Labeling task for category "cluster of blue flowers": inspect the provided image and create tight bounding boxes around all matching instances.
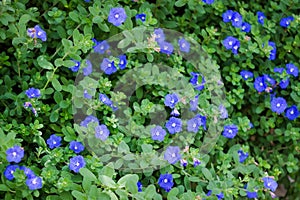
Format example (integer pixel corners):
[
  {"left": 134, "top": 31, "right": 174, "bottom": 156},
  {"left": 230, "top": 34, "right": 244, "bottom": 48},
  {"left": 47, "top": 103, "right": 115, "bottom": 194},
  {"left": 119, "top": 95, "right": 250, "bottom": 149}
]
[
  {"left": 4, "top": 146, "right": 43, "bottom": 190},
  {"left": 80, "top": 115, "right": 111, "bottom": 141},
  {"left": 23, "top": 87, "right": 41, "bottom": 116}
]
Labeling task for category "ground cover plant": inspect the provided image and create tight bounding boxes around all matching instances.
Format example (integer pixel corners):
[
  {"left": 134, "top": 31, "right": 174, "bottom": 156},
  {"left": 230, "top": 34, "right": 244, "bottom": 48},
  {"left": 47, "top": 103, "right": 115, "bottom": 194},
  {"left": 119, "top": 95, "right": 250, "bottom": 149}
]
[{"left": 0, "top": 0, "right": 299, "bottom": 199}]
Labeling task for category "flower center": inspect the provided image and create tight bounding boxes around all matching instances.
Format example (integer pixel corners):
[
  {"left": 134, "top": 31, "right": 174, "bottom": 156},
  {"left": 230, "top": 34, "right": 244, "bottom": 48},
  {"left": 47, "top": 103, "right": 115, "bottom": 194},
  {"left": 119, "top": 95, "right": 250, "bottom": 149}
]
[
  {"left": 120, "top": 60, "right": 124, "bottom": 65},
  {"left": 74, "top": 146, "right": 77, "bottom": 149},
  {"left": 32, "top": 178, "right": 37, "bottom": 185},
  {"left": 164, "top": 178, "right": 168, "bottom": 183},
  {"left": 171, "top": 153, "right": 176, "bottom": 157},
  {"left": 12, "top": 152, "right": 17, "bottom": 157},
  {"left": 260, "top": 82, "right": 263, "bottom": 86},
  {"left": 290, "top": 68, "right": 294, "bottom": 72},
  {"left": 99, "top": 130, "right": 103, "bottom": 135},
  {"left": 171, "top": 123, "right": 176, "bottom": 127},
  {"left": 37, "top": 31, "right": 42, "bottom": 36},
  {"left": 229, "top": 41, "right": 233, "bottom": 45},
  {"left": 276, "top": 103, "right": 281, "bottom": 107},
  {"left": 115, "top": 14, "right": 119, "bottom": 19},
  {"left": 53, "top": 141, "right": 56, "bottom": 144},
  {"left": 100, "top": 45, "right": 104, "bottom": 50},
  {"left": 164, "top": 46, "right": 168, "bottom": 50},
  {"left": 228, "top": 130, "right": 232, "bottom": 133},
  {"left": 290, "top": 110, "right": 294, "bottom": 114},
  {"left": 245, "top": 75, "right": 248, "bottom": 78},
  {"left": 108, "top": 63, "right": 111, "bottom": 67},
  {"left": 181, "top": 43, "right": 186, "bottom": 48},
  {"left": 193, "top": 123, "right": 196, "bottom": 128},
  {"left": 156, "top": 131, "right": 160, "bottom": 136}
]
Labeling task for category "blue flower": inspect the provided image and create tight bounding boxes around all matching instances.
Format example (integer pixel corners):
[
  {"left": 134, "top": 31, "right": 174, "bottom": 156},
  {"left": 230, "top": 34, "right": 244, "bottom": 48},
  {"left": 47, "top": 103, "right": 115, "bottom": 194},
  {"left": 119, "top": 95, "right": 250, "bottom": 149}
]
[
  {"left": 94, "top": 40, "right": 110, "bottom": 54},
  {"left": 83, "top": 60, "right": 92, "bottom": 76},
  {"left": 254, "top": 76, "right": 266, "bottom": 92},
  {"left": 180, "top": 159, "right": 188, "bottom": 167},
  {"left": 202, "top": 0, "right": 214, "bottom": 4},
  {"left": 119, "top": 55, "right": 127, "bottom": 70},
  {"left": 270, "top": 97, "right": 287, "bottom": 114},
  {"left": 238, "top": 150, "right": 248, "bottom": 163},
  {"left": 26, "top": 176, "right": 43, "bottom": 190},
  {"left": 240, "top": 70, "right": 253, "bottom": 80},
  {"left": 187, "top": 117, "right": 200, "bottom": 133},
  {"left": 95, "top": 124, "right": 110, "bottom": 141},
  {"left": 151, "top": 125, "right": 167, "bottom": 141},
  {"left": 231, "top": 12, "right": 243, "bottom": 28},
  {"left": 286, "top": 63, "right": 298, "bottom": 77},
  {"left": 279, "top": 78, "right": 289, "bottom": 89},
  {"left": 285, "top": 105, "right": 299, "bottom": 120},
  {"left": 268, "top": 41, "right": 276, "bottom": 60},
  {"left": 69, "top": 155, "right": 86, "bottom": 173},
  {"left": 164, "top": 146, "right": 181, "bottom": 164},
  {"left": 100, "top": 58, "right": 117, "bottom": 75},
  {"left": 170, "top": 108, "right": 180, "bottom": 116},
  {"left": 222, "top": 124, "right": 238, "bottom": 139},
  {"left": 223, "top": 36, "right": 240, "bottom": 54},
  {"left": 193, "top": 158, "right": 201, "bottom": 167},
  {"left": 154, "top": 28, "right": 165, "bottom": 43},
  {"left": 6, "top": 146, "right": 24, "bottom": 163},
  {"left": 69, "top": 60, "right": 80, "bottom": 72},
  {"left": 108, "top": 7, "right": 127, "bottom": 26},
  {"left": 241, "top": 22, "right": 251, "bottom": 33},
  {"left": 263, "top": 74, "right": 276, "bottom": 86},
  {"left": 206, "top": 190, "right": 212, "bottom": 196},
  {"left": 80, "top": 115, "right": 100, "bottom": 127},
  {"left": 280, "top": 16, "right": 294, "bottom": 28},
  {"left": 216, "top": 192, "right": 224, "bottom": 200},
  {"left": 4, "top": 165, "right": 19, "bottom": 180},
  {"left": 27, "top": 25, "right": 47, "bottom": 41},
  {"left": 190, "top": 95, "right": 199, "bottom": 111},
  {"left": 136, "top": 13, "right": 146, "bottom": 22},
  {"left": 19, "top": 166, "right": 35, "bottom": 179},
  {"left": 222, "top": 10, "right": 235, "bottom": 23},
  {"left": 262, "top": 177, "right": 278, "bottom": 192},
  {"left": 190, "top": 72, "right": 206, "bottom": 91},
  {"left": 247, "top": 191, "right": 258, "bottom": 199},
  {"left": 158, "top": 173, "right": 174, "bottom": 192},
  {"left": 165, "top": 117, "right": 182, "bottom": 134},
  {"left": 219, "top": 104, "right": 228, "bottom": 119},
  {"left": 159, "top": 41, "right": 174, "bottom": 55},
  {"left": 99, "top": 93, "right": 113, "bottom": 107},
  {"left": 69, "top": 141, "right": 85, "bottom": 154},
  {"left": 46, "top": 134, "right": 62, "bottom": 149},
  {"left": 164, "top": 93, "right": 179, "bottom": 108},
  {"left": 195, "top": 114, "right": 207, "bottom": 130},
  {"left": 257, "top": 11, "right": 266, "bottom": 25},
  {"left": 178, "top": 38, "right": 190, "bottom": 53},
  {"left": 25, "top": 87, "right": 41, "bottom": 98},
  {"left": 274, "top": 67, "right": 284, "bottom": 74},
  {"left": 84, "top": 89, "right": 93, "bottom": 99},
  {"left": 137, "top": 181, "right": 142, "bottom": 192}
]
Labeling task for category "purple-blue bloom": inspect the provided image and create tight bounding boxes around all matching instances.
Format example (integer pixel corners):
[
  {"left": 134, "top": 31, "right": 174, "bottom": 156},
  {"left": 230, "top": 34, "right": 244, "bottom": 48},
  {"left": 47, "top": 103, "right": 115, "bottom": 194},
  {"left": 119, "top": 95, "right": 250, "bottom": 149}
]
[
  {"left": 262, "top": 177, "right": 278, "bottom": 192},
  {"left": 263, "top": 74, "right": 276, "bottom": 86},
  {"left": 154, "top": 28, "right": 165, "bottom": 43},
  {"left": 254, "top": 76, "right": 267, "bottom": 92},
  {"left": 270, "top": 97, "right": 287, "bottom": 114},
  {"left": 95, "top": 124, "right": 110, "bottom": 141},
  {"left": 286, "top": 63, "right": 298, "bottom": 77},
  {"left": 99, "top": 93, "right": 113, "bottom": 107},
  {"left": 136, "top": 13, "right": 146, "bottom": 22},
  {"left": 190, "top": 72, "right": 206, "bottom": 91},
  {"left": 83, "top": 60, "right": 92, "bottom": 76},
  {"left": 108, "top": 7, "right": 127, "bottom": 26},
  {"left": 280, "top": 16, "right": 294, "bottom": 28},
  {"left": 178, "top": 38, "right": 190, "bottom": 53},
  {"left": 202, "top": 0, "right": 214, "bottom": 4},
  {"left": 247, "top": 191, "right": 258, "bottom": 199},
  {"left": 164, "top": 146, "right": 181, "bottom": 164},
  {"left": 222, "top": 124, "right": 238, "bottom": 139},
  {"left": 223, "top": 36, "right": 240, "bottom": 54},
  {"left": 158, "top": 173, "right": 174, "bottom": 192},
  {"left": 69, "top": 60, "right": 80, "bottom": 72},
  {"left": 69, "top": 155, "right": 86, "bottom": 173},
  {"left": 257, "top": 11, "right": 266, "bottom": 25},
  {"left": 84, "top": 89, "right": 93, "bottom": 99},
  {"left": 219, "top": 104, "right": 228, "bottom": 119},
  {"left": 80, "top": 115, "right": 100, "bottom": 127},
  {"left": 180, "top": 159, "right": 188, "bottom": 167},
  {"left": 195, "top": 114, "right": 207, "bottom": 130},
  {"left": 240, "top": 70, "right": 253, "bottom": 80},
  {"left": 164, "top": 93, "right": 179, "bottom": 108},
  {"left": 190, "top": 95, "right": 199, "bottom": 111},
  {"left": 46, "top": 134, "right": 62, "bottom": 149},
  {"left": 285, "top": 105, "right": 299, "bottom": 120},
  {"left": 216, "top": 192, "right": 224, "bottom": 200},
  {"left": 19, "top": 166, "right": 35, "bottom": 179},
  {"left": 222, "top": 10, "right": 235, "bottom": 23},
  {"left": 4, "top": 165, "right": 19, "bottom": 180},
  {"left": 25, "top": 87, "right": 41, "bottom": 98},
  {"left": 137, "top": 181, "right": 142, "bottom": 192},
  {"left": 171, "top": 108, "right": 180, "bottom": 116},
  {"left": 94, "top": 40, "right": 110, "bottom": 54},
  {"left": 193, "top": 158, "right": 201, "bottom": 167},
  {"left": 119, "top": 55, "right": 127, "bottom": 70},
  {"left": 100, "top": 58, "right": 117, "bottom": 75},
  {"left": 159, "top": 41, "right": 174, "bottom": 55},
  {"left": 274, "top": 67, "right": 284, "bottom": 74},
  {"left": 151, "top": 125, "right": 167, "bottom": 142},
  {"left": 241, "top": 22, "right": 251, "bottom": 33},
  {"left": 187, "top": 117, "right": 200, "bottom": 133},
  {"left": 165, "top": 117, "right": 182, "bottom": 134},
  {"left": 26, "top": 176, "right": 43, "bottom": 190},
  {"left": 231, "top": 12, "right": 243, "bottom": 28},
  {"left": 279, "top": 78, "right": 289, "bottom": 89},
  {"left": 69, "top": 141, "right": 85, "bottom": 154},
  {"left": 6, "top": 146, "right": 24, "bottom": 163},
  {"left": 268, "top": 41, "right": 276, "bottom": 60},
  {"left": 27, "top": 25, "right": 47, "bottom": 41},
  {"left": 238, "top": 150, "right": 248, "bottom": 163}
]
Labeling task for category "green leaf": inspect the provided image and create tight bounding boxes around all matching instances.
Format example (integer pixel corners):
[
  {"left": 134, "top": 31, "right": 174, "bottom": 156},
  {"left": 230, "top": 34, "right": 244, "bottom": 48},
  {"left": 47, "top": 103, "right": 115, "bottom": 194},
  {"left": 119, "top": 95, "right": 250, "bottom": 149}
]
[
  {"left": 0, "top": 184, "right": 9, "bottom": 191},
  {"left": 136, "top": 87, "right": 143, "bottom": 99},
  {"left": 71, "top": 191, "right": 86, "bottom": 200},
  {"left": 118, "top": 38, "right": 131, "bottom": 49},
  {"left": 50, "top": 110, "right": 59, "bottom": 122},
  {"left": 52, "top": 78, "right": 62, "bottom": 92},
  {"left": 117, "top": 174, "right": 138, "bottom": 188},
  {"left": 37, "top": 55, "right": 54, "bottom": 70},
  {"left": 201, "top": 168, "right": 212, "bottom": 180},
  {"left": 54, "top": 91, "right": 63, "bottom": 104},
  {"left": 98, "top": 22, "right": 110, "bottom": 32},
  {"left": 118, "top": 141, "right": 130, "bottom": 153},
  {"left": 79, "top": 168, "right": 97, "bottom": 182},
  {"left": 175, "top": 0, "right": 187, "bottom": 7},
  {"left": 167, "top": 188, "right": 179, "bottom": 200},
  {"left": 98, "top": 175, "right": 117, "bottom": 188}
]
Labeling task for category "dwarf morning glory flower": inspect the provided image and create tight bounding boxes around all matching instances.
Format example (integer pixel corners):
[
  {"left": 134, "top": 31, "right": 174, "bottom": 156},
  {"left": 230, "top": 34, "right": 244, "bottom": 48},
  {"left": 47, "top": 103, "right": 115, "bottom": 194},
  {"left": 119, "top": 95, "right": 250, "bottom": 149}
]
[
  {"left": 19, "top": 166, "right": 35, "bottom": 179},
  {"left": 95, "top": 124, "right": 110, "bottom": 141},
  {"left": 69, "top": 155, "right": 86, "bottom": 173},
  {"left": 187, "top": 117, "right": 200, "bottom": 133},
  {"left": 262, "top": 177, "right": 278, "bottom": 192},
  {"left": 257, "top": 11, "right": 266, "bottom": 25},
  {"left": 223, "top": 36, "right": 239, "bottom": 50},
  {"left": 69, "top": 60, "right": 80, "bottom": 72},
  {"left": 154, "top": 28, "right": 165, "bottom": 43},
  {"left": 231, "top": 12, "right": 243, "bottom": 27},
  {"left": 164, "top": 93, "right": 179, "bottom": 108},
  {"left": 80, "top": 115, "right": 100, "bottom": 127},
  {"left": 274, "top": 67, "right": 284, "bottom": 74},
  {"left": 94, "top": 40, "right": 110, "bottom": 54},
  {"left": 263, "top": 74, "right": 276, "bottom": 86},
  {"left": 100, "top": 58, "right": 117, "bottom": 75},
  {"left": 190, "top": 95, "right": 199, "bottom": 111},
  {"left": 6, "top": 146, "right": 24, "bottom": 163},
  {"left": 240, "top": 70, "right": 253, "bottom": 80},
  {"left": 26, "top": 176, "right": 43, "bottom": 190},
  {"left": 249, "top": 122, "right": 254, "bottom": 129},
  {"left": 232, "top": 40, "right": 240, "bottom": 54},
  {"left": 219, "top": 104, "right": 228, "bottom": 119},
  {"left": 160, "top": 41, "right": 174, "bottom": 55},
  {"left": 158, "top": 173, "right": 174, "bottom": 192},
  {"left": 99, "top": 93, "right": 113, "bottom": 107},
  {"left": 280, "top": 16, "right": 294, "bottom": 28},
  {"left": 193, "top": 158, "right": 201, "bottom": 167},
  {"left": 222, "top": 10, "right": 235, "bottom": 23},
  {"left": 69, "top": 141, "right": 85, "bottom": 154},
  {"left": 241, "top": 22, "right": 251, "bottom": 33},
  {"left": 25, "top": 88, "right": 41, "bottom": 98},
  {"left": 190, "top": 72, "right": 206, "bottom": 91},
  {"left": 137, "top": 181, "right": 142, "bottom": 192},
  {"left": 27, "top": 25, "right": 47, "bottom": 41},
  {"left": 268, "top": 41, "right": 276, "bottom": 60},
  {"left": 164, "top": 146, "right": 181, "bottom": 164},
  {"left": 151, "top": 125, "right": 167, "bottom": 141},
  {"left": 119, "top": 55, "right": 127, "bottom": 70},
  {"left": 222, "top": 124, "right": 238, "bottom": 139},
  {"left": 286, "top": 63, "right": 298, "bottom": 77},
  {"left": 270, "top": 97, "right": 287, "bottom": 114},
  {"left": 83, "top": 60, "right": 92, "bottom": 76},
  {"left": 247, "top": 191, "right": 258, "bottom": 199},
  {"left": 136, "top": 13, "right": 146, "bottom": 22},
  {"left": 4, "top": 165, "right": 19, "bottom": 180},
  {"left": 108, "top": 7, "right": 127, "bottom": 26},
  {"left": 279, "top": 78, "right": 289, "bottom": 89},
  {"left": 206, "top": 190, "right": 212, "bottom": 196},
  {"left": 254, "top": 76, "right": 267, "bottom": 92},
  {"left": 171, "top": 108, "right": 180, "bottom": 116},
  {"left": 195, "top": 114, "right": 207, "bottom": 130},
  {"left": 84, "top": 89, "right": 93, "bottom": 99},
  {"left": 285, "top": 105, "right": 299, "bottom": 120},
  {"left": 202, "top": 0, "right": 214, "bottom": 4},
  {"left": 178, "top": 38, "right": 190, "bottom": 53},
  {"left": 46, "top": 134, "right": 62, "bottom": 149},
  {"left": 238, "top": 150, "right": 248, "bottom": 163},
  {"left": 165, "top": 117, "right": 182, "bottom": 134},
  {"left": 180, "top": 159, "right": 187, "bottom": 167},
  {"left": 216, "top": 192, "right": 224, "bottom": 200}
]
